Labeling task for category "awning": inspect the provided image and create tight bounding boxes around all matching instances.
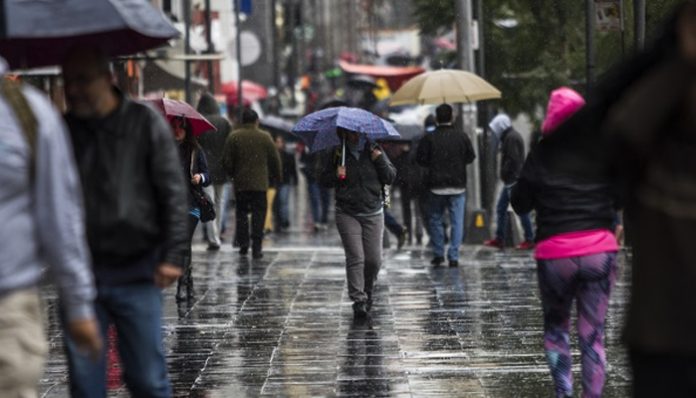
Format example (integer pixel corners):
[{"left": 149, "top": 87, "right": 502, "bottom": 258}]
[{"left": 338, "top": 60, "right": 424, "bottom": 91}]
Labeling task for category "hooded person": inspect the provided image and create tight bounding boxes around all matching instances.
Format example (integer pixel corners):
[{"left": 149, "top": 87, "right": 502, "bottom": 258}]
[
  {"left": 484, "top": 113, "right": 535, "bottom": 249},
  {"left": 196, "top": 93, "right": 233, "bottom": 250},
  {"left": 536, "top": 3, "right": 696, "bottom": 395},
  {"left": 510, "top": 87, "right": 620, "bottom": 398}
]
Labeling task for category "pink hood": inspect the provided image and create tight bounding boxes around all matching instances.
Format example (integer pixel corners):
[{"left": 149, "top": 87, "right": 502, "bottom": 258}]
[{"left": 541, "top": 87, "right": 585, "bottom": 135}]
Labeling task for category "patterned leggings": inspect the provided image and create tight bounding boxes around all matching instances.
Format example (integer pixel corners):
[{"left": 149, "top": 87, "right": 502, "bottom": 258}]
[{"left": 537, "top": 252, "right": 618, "bottom": 398}]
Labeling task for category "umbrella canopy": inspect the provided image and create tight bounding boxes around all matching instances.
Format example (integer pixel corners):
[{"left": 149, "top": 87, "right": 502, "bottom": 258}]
[
  {"left": 390, "top": 69, "right": 501, "bottom": 106},
  {"left": 260, "top": 115, "right": 300, "bottom": 142},
  {"left": 347, "top": 74, "right": 378, "bottom": 89},
  {"left": 144, "top": 98, "right": 216, "bottom": 137},
  {"left": 221, "top": 80, "right": 268, "bottom": 105},
  {"left": 0, "top": 0, "right": 179, "bottom": 70},
  {"left": 292, "top": 107, "right": 400, "bottom": 153}
]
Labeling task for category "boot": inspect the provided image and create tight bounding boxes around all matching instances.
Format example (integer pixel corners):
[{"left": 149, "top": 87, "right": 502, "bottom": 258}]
[{"left": 185, "top": 265, "right": 194, "bottom": 300}]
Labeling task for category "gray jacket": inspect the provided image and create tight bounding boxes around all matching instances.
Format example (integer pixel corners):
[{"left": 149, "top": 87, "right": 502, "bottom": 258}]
[{"left": 0, "top": 60, "right": 95, "bottom": 321}]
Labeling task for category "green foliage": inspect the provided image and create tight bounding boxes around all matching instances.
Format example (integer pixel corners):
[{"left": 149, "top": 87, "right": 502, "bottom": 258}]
[{"left": 411, "top": 0, "right": 685, "bottom": 122}]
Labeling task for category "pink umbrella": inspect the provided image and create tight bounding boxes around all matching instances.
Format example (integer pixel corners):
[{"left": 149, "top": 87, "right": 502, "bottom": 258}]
[
  {"left": 221, "top": 80, "right": 268, "bottom": 105},
  {"left": 144, "top": 98, "right": 216, "bottom": 137}
]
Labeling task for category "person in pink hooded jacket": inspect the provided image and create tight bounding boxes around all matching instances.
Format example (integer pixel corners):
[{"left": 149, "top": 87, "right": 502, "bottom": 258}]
[{"left": 511, "top": 87, "right": 620, "bottom": 398}]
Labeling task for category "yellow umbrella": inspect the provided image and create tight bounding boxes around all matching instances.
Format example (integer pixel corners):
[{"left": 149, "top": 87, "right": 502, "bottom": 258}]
[{"left": 389, "top": 69, "right": 501, "bottom": 105}]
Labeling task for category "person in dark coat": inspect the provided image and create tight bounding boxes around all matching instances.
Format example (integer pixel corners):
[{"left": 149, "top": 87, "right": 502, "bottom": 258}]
[
  {"left": 484, "top": 113, "right": 535, "bottom": 249},
  {"left": 222, "top": 109, "right": 282, "bottom": 259},
  {"left": 196, "top": 93, "right": 232, "bottom": 250},
  {"left": 273, "top": 135, "right": 298, "bottom": 230},
  {"left": 537, "top": 3, "right": 696, "bottom": 395},
  {"left": 171, "top": 116, "right": 210, "bottom": 301},
  {"left": 511, "top": 87, "right": 619, "bottom": 398},
  {"left": 319, "top": 128, "right": 396, "bottom": 317},
  {"left": 416, "top": 104, "right": 476, "bottom": 267}
]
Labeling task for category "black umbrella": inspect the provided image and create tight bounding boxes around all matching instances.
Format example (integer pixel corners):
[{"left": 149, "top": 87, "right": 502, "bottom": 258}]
[
  {"left": 0, "top": 0, "right": 179, "bottom": 69},
  {"left": 260, "top": 115, "right": 300, "bottom": 142},
  {"left": 347, "top": 74, "right": 378, "bottom": 89}
]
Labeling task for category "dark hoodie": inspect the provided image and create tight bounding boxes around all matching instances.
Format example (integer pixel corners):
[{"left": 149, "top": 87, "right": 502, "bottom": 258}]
[{"left": 196, "top": 93, "right": 232, "bottom": 184}]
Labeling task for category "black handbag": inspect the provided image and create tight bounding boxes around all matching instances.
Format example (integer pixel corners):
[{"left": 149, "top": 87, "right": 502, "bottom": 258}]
[{"left": 190, "top": 150, "right": 216, "bottom": 222}]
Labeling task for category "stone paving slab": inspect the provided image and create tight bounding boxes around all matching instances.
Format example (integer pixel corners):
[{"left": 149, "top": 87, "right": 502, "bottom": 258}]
[{"left": 38, "top": 237, "right": 632, "bottom": 397}]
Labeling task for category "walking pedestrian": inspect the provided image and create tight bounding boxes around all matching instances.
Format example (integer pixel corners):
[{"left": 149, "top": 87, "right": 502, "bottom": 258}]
[
  {"left": 511, "top": 87, "right": 619, "bottom": 398},
  {"left": 416, "top": 104, "right": 476, "bottom": 267},
  {"left": 484, "top": 113, "right": 535, "bottom": 249},
  {"left": 273, "top": 135, "right": 298, "bottom": 230},
  {"left": 319, "top": 128, "right": 396, "bottom": 317},
  {"left": 222, "top": 109, "right": 282, "bottom": 259},
  {"left": 540, "top": 4, "right": 696, "bottom": 395},
  {"left": 171, "top": 116, "right": 210, "bottom": 302},
  {"left": 62, "top": 46, "right": 188, "bottom": 397},
  {"left": 196, "top": 93, "right": 232, "bottom": 251},
  {"left": 0, "top": 57, "right": 101, "bottom": 397},
  {"left": 300, "top": 147, "right": 332, "bottom": 231}
]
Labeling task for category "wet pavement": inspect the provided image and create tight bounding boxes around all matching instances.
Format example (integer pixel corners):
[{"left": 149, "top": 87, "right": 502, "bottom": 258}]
[{"left": 38, "top": 189, "right": 632, "bottom": 397}]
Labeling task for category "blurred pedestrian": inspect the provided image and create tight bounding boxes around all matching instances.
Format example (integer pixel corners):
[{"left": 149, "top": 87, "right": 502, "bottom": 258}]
[
  {"left": 170, "top": 116, "right": 210, "bottom": 302},
  {"left": 62, "top": 46, "right": 188, "bottom": 397},
  {"left": 223, "top": 109, "right": 281, "bottom": 259},
  {"left": 416, "top": 104, "right": 476, "bottom": 267},
  {"left": 319, "top": 128, "right": 396, "bottom": 317},
  {"left": 0, "top": 58, "right": 101, "bottom": 397},
  {"left": 536, "top": 3, "right": 696, "bottom": 395},
  {"left": 484, "top": 113, "right": 535, "bottom": 249},
  {"left": 511, "top": 87, "right": 619, "bottom": 398},
  {"left": 273, "top": 135, "right": 298, "bottom": 230},
  {"left": 196, "top": 93, "right": 232, "bottom": 251},
  {"left": 300, "top": 147, "right": 331, "bottom": 231}
]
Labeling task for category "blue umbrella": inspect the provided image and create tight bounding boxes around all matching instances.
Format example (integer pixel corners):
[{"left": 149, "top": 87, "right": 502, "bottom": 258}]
[{"left": 292, "top": 107, "right": 400, "bottom": 153}]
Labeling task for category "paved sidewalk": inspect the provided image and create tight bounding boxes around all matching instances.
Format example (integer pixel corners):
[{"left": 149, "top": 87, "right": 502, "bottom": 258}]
[{"left": 39, "top": 233, "right": 631, "bottom": 397}]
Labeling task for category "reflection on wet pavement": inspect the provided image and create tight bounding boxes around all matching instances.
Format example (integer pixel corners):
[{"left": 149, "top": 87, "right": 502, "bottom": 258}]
[{"left": 38, "top": 229, "right": 631, "bottom": 397}]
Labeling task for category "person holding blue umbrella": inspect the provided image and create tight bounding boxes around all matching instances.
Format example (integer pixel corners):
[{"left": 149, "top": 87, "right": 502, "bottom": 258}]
[{"left": 294, "top": 107, "right": 398, "bottom": 317}]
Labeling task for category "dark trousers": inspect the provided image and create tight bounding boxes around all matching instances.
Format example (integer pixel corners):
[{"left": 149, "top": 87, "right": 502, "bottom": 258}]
[
  {"left": 631, "top": 349, "right": 696, "bottom": 397},
  {"left": 235, "top": 191, "right": 267, "bottom": 251}
]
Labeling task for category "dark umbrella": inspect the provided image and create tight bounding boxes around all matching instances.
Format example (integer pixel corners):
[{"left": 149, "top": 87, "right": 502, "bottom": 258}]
[
  {"left": 144, "top": 98, "right": 216, "bottom": 137},
  {"left": 347, "top": 74, "right": 378, "bottom": 89},
  {"left": 260, "top": 115, "right": 300, "bottom": 142},
  {"left": 317, "top": 98, "right": 348, "bottom": 110},
  {"left": 0, "top": 0, "right": 179, "bottom": 69}
]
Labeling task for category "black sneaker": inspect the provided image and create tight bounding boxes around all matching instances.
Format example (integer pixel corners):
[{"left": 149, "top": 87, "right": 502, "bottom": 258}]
[
  {"left": 252, "top": 250, "right": 263, "bottom": 259},
  {"left": 352, "top": 301, "right": 368, "bottom": 318},
  {"left": 449, "top": 260, "right": 459, "bottom": 268},
  {"left": 207, "top": 243, "right": 220, "bottom": 251},
  {"left": 431, "top": 256, "right": 445, "bottom": 267},
  {"left": 239, "top": 247, "right": 248, "bottom": 256},
  {"left": 397, "top": 230, "right": 407, "bottom": 250}
]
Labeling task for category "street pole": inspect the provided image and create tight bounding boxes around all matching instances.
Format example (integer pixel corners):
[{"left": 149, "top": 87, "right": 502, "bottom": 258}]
[
  {"left": 271, "top": 0, "right": 280, "bottom": 92},
  {"left": 184, "top": 0, "right": 192, "bottom": 103},
  {"left": 455, "top": 0, "right": 479, "bottom": 208},
  {"left": 585, "top": 0, "right": 595, "bottom": 94},
  {"left": 235, "top": 0, "right": 243, "bottom": 122},
  {"left": 204, "top": 0, "right": 214, "bottom": 93},
  {"left": 634, "top": 0, "right": 645, "bottom": 50}
]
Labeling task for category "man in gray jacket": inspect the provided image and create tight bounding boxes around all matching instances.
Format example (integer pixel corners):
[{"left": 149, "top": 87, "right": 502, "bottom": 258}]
[{"left": 0, "top": 57, "right": 101, "bottom": 397}]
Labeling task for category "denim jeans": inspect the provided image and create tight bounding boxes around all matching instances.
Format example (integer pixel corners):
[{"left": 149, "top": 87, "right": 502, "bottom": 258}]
[
  {"left": 428, "top": 192, "right": 466, "bottom": 261},
  {"left": 495, "top": 185, "right": 534, "bottom": 242},
  {"left": 307, "top": 182, "right": 331, "bottom": 224},
  {"left": 63, "top": 283, "right": 171, "bottom": 398},
  {"left": 336, "top": 211, "right": 384, "bottom": 303},
  {"left": 275, "top": 184, "right": 291, "bottom": 227}
]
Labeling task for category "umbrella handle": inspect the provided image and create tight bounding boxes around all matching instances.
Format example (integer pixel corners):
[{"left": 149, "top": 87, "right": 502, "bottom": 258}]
[{"left": 339, "top": 135, "right": 346, "bottom": 180}]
